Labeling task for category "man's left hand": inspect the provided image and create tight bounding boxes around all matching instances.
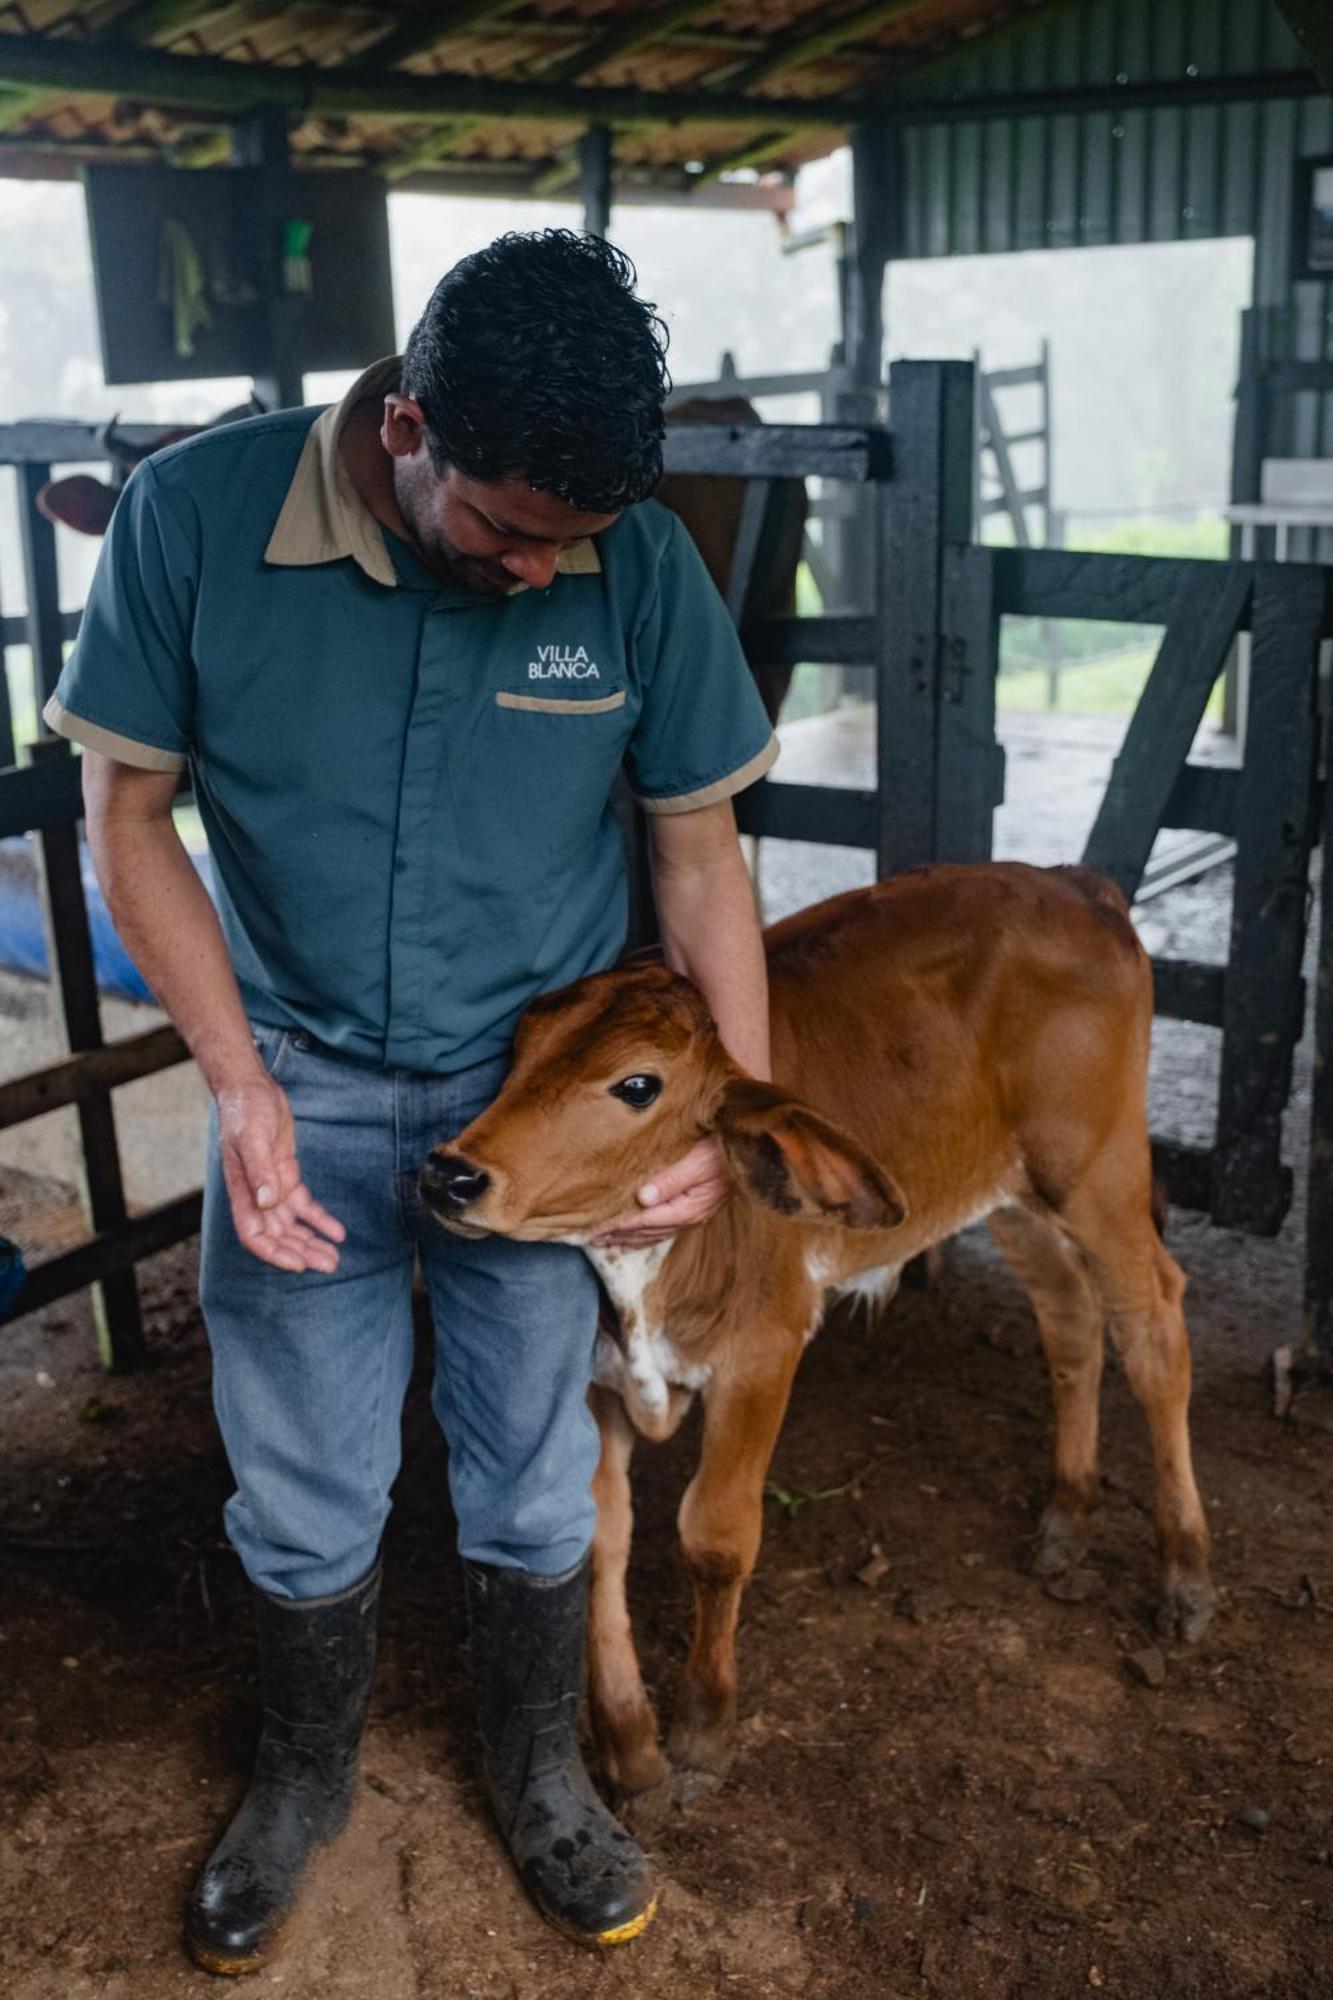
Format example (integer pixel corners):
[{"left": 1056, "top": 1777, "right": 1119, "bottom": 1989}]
[{"left": 590, "top": 1136, "right": 731, "bottom": 1247}]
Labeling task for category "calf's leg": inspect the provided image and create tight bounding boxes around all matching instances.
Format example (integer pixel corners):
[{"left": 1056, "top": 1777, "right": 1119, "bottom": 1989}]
[
  {"left": 587, "top": 1386, "right": 670, "bottom": 1796},
  {"left": 670, "top": 1346, "right": 801, "bottom": 1783},
  {"left": 1059, "top": 1182, "right": 1216, "bottom": 1641},
  {"left": 988, "top": 1204, "right": 1105, "bottom": 1577}
]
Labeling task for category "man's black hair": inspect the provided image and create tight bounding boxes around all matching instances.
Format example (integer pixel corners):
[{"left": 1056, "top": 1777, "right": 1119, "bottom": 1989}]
[{"left": 401, "top": 230, "right": 671, "bottom": 513}]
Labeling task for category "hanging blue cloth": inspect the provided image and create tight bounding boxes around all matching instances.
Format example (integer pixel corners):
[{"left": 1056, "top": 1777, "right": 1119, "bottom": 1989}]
[
  {"left": 0, "top": 835, "right": 214, "bottom": 1002},
  {"left": 0, "top": 1234, "right": 28, "bottom": 1320}
]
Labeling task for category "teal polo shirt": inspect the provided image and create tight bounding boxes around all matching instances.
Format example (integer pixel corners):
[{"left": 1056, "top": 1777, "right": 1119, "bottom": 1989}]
[{"left": 44, "top": 359, "right": 779, "bottom": 1073}]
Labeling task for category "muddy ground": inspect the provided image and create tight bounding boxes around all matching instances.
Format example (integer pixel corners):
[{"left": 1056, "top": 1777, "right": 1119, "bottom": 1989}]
[{"left": 3, "top": 1191, "right": 1332, "bottom": 2000}]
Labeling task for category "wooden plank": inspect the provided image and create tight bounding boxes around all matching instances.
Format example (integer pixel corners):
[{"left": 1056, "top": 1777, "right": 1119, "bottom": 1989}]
[
  {"left": 733, "top": 781, "right": 877, "bottom": 850},
  {"left": 667, "top": 369, "right": 840, "bottom": 402},
  {"left": 0, "top": 754, "right": 190, "bottom": 835},
  {"left": 1212, "top": 565, "right": 1325, "bottom": 1235},
  {"left": 936, "top": 543, "right": 1001, "bottom": 864},
  {"left": 1305, "top": 733, "right": 1333, "bottom": 1369},
  {"left": 1151, "top": 1139, "right": 1219, "bottom": 1216},
  {"left": 0, "top": 420, "right": 161, "bottom": 464},
  {"left": 2, "top": 609, "right": 80, "bottom": 652},
  {"left": 0, "top": 753, "right": 86, "bottom": 835},
  {"left": 5, "top": 1192, "right": 203, "bottom": 1322},
  {"left": 991, "top": 547, "right": 1254, "bottom": 625},
  {"left": 0, "top": 1025, "right": 188, "bottom": 1132},
  {"left": 17, "top": 464, "right": 65, "bottom": 714},
  {"left": 1081, "top": 567, "right": 1252, "bottom": 900},
  {"left": 1160, "top": 765, "right": 1240, "bottom": 837},
  {"left": 29, "top": 740, "right": 146, "bottom": 1369},
  {"left": 745, "top": 614, "right": 875, "bottom": 666},
  {"left": 1151, "top": 958, "right": 1227, "bottom": 1029},
  {"left": 876, "top": 359, "right": 975, "bottom": 876},
  {"left": 662, "top": 423, "right": 888, "bottom": 483},
  {"left": 984, "top": 363, "right": 1046, "bottom": 391},
  {"left": 0, "top": 532, "right": 15, "bottom": 773},
  {"left": 978, "top": 374, "right": 1031, "bottom": 548}
]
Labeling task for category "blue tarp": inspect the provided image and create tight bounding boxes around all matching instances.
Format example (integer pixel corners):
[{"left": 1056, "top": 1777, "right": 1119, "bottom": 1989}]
[{"left": 0, "top": 835, "right": 214, "bottom": 1003}]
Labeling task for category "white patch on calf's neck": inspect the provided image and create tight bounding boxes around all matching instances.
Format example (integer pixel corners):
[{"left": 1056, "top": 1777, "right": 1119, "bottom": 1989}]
[{"left": 583, "top": 1240, "right": 710, "bottom": 1423}]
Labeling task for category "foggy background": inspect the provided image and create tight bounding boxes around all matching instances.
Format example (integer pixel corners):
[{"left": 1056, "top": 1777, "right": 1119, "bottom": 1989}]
[{"left": 0, "top": 147, "right": 1250, "bottom": 643}]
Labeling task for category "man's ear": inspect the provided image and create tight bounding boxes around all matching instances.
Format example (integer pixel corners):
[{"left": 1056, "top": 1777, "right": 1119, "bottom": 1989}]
[
  {"left": 382, "top": 393, "right": 428, "bottom": 460},
  {"left": 713, "top": 1079, "right": 908, "bottom": 1231}
]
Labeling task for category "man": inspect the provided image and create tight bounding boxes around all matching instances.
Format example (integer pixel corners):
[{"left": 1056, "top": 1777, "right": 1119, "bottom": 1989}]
[{"left": 46, "top": 231, "right": 776, "bottom": 1972}]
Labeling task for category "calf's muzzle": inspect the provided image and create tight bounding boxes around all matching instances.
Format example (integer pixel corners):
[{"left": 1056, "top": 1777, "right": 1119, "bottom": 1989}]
[{"left": 419, "top": 1151, "right": 491, "bottom": 1218}]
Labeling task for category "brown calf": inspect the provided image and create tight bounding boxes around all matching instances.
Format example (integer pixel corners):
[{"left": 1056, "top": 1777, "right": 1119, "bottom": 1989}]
[{"left": 420, "top": 863, "right": 1216, "bottom": 1804}]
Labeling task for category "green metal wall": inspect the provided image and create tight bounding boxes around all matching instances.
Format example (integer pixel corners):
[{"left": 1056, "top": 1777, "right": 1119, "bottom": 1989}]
[{"left": 888, "top": 0, "right": 1332, "bottom": 548}]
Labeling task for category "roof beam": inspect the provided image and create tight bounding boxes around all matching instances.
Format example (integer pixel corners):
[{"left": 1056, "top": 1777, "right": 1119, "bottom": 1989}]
[
  {"left": 713, "top": 0, "right": 925, "bottom": 95},
  {"left": 105, "top": 0, "right": 232, "bottom": 37},
  {"left": 543, "top": 0, "right": 723, "bottom": 87},
  {"left": 361, "top": 0, "right": 521, "bottom": 72},
  {"left": 0, "top": 31, "right": 859, "bottom": 127},
  {"left": 0, "top": 0, "right": 221, "bottom": 135},
  {"left": 694, "top": 127, "right": 795, "bottom": 185}
]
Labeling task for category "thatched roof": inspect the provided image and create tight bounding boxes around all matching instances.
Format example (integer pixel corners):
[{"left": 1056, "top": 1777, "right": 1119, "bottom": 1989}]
[{"left": 0, "top": 0, "right": 1058, "bottom": 199}]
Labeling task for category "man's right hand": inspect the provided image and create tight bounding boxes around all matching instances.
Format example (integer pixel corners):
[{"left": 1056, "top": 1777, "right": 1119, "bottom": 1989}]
[{"left": 217, "top": 1074, "right": 347, "bottom": 1273}]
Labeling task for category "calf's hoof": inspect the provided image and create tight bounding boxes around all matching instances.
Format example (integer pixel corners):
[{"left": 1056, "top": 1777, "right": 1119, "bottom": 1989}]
[
  {"left": 1157, "top": 1571, "right": 1217, "bottom": 1644},
  {"left": 1030, "top": 1510, "right": 1089, "bottom": 1581},
  {"left": 666, "top": 1709, "right": 735, "bottom": 1786},
  {"left": 595, "top": 1723, "right": 671, "bottom": 1802}
]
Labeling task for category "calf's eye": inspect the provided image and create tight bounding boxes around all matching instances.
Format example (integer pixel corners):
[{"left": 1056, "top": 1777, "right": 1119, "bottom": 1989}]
[{"left": 610, "top": 1073, "right": 662, "bottom": 1110}]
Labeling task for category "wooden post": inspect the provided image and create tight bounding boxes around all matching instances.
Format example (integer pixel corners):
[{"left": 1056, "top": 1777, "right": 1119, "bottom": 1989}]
[
  {"left": 29, "top": 738, "right": 147, "bottom": 1369},
  {"left": 1211, "top": 564, "right": 1324, "bottom": 1236},
  {"left": 579, "top": 125, "right": 612, "bottom": 239},
  {"left": 830, "top": 122, "right": 898, "bottom": 611},
  {"left": 1223, "top": 305, "right": 1265, "bottom": 738},
  {"left": 1306, "top": 686, "right": 1333, "bottom": 1371},
  {"left": 875, "top": 359, "right": 975, "bottom": 876},
  {"left": 231, "top": 105, "right": 305, "bottom": 411},
  {"left": 0, "top": 532, "right": 17, "bottom": 771},
  {"left": 936, "top": 542, "right": 1001, "bottom": 864},
  {"left": 18, "top": 462, "right": 65, "bottom": 719}
]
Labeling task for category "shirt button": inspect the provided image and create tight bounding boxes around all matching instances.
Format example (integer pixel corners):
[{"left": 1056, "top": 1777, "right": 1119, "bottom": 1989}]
[{"left": 395, "top": 855, "right": 408, "bottom": 874}]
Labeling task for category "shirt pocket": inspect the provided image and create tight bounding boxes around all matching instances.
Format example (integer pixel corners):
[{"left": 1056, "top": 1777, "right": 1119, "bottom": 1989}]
[{"left": 494, "top": 689, "right": 628, "bottom": 716}]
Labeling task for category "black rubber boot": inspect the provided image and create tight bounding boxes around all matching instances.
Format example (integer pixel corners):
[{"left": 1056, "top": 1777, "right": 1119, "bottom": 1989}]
[
  {"left": 464, "top": 1557, "right": 657, "bottom": 1947},
  {"left": 186, "top": 1565, "right": 380, "bottom": 1976}
]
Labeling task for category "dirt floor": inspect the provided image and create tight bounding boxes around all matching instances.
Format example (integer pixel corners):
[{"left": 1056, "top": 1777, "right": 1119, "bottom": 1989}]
[{"left": 3, "top": 1188, "right": 1332, "bottom": 2000}]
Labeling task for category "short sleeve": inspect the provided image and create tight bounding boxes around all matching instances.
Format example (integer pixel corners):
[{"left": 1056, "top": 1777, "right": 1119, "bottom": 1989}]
[
  {"left": 42, "top": 459, "right": 197, "bottom": 772},
  {"left": 624, "top": 514, "right": 779, "bottom": 815}
]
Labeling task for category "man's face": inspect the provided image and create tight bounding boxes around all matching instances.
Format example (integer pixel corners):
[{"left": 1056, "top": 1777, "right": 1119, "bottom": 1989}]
[{"left": 383, "top": 393, "right": 619, "bottom": 594}]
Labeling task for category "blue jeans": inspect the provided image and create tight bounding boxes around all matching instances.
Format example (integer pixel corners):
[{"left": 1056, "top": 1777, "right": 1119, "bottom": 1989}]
[{"left": 199, "top": 1025, "right": 601, "bottom": 1601}]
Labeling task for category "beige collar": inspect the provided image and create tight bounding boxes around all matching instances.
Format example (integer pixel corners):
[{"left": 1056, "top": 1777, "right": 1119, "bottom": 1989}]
[{"left": 264, "top": 355, "right": 602, "bottom": 589}]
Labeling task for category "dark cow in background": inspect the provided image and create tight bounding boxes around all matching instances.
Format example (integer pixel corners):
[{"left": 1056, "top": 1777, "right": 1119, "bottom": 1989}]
[
  {"left": 660, "top": 395, "right": 809, "bottom": 734},
  {"left": 35, "top": 402, "right": 263, "bottom": 538}
]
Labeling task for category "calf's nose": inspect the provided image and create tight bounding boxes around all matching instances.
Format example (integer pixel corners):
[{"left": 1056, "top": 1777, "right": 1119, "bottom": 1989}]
[{"left": 420, "top": 1152, "right": 492, "bottom": 1212}]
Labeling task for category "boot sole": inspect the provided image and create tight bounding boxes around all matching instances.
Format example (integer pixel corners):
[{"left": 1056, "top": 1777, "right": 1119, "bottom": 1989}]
[
  {"left": 186, "top": 1930, "right": 279, "bottom": 1978},
  {"left": 542, "top": 1891, "right": 658, "bottom": 1948}
]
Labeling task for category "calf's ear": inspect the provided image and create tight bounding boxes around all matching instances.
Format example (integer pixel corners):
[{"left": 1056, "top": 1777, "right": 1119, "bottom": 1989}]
[{"left": 714, "top": 1079, "right": 907, "bottom": 1231}]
